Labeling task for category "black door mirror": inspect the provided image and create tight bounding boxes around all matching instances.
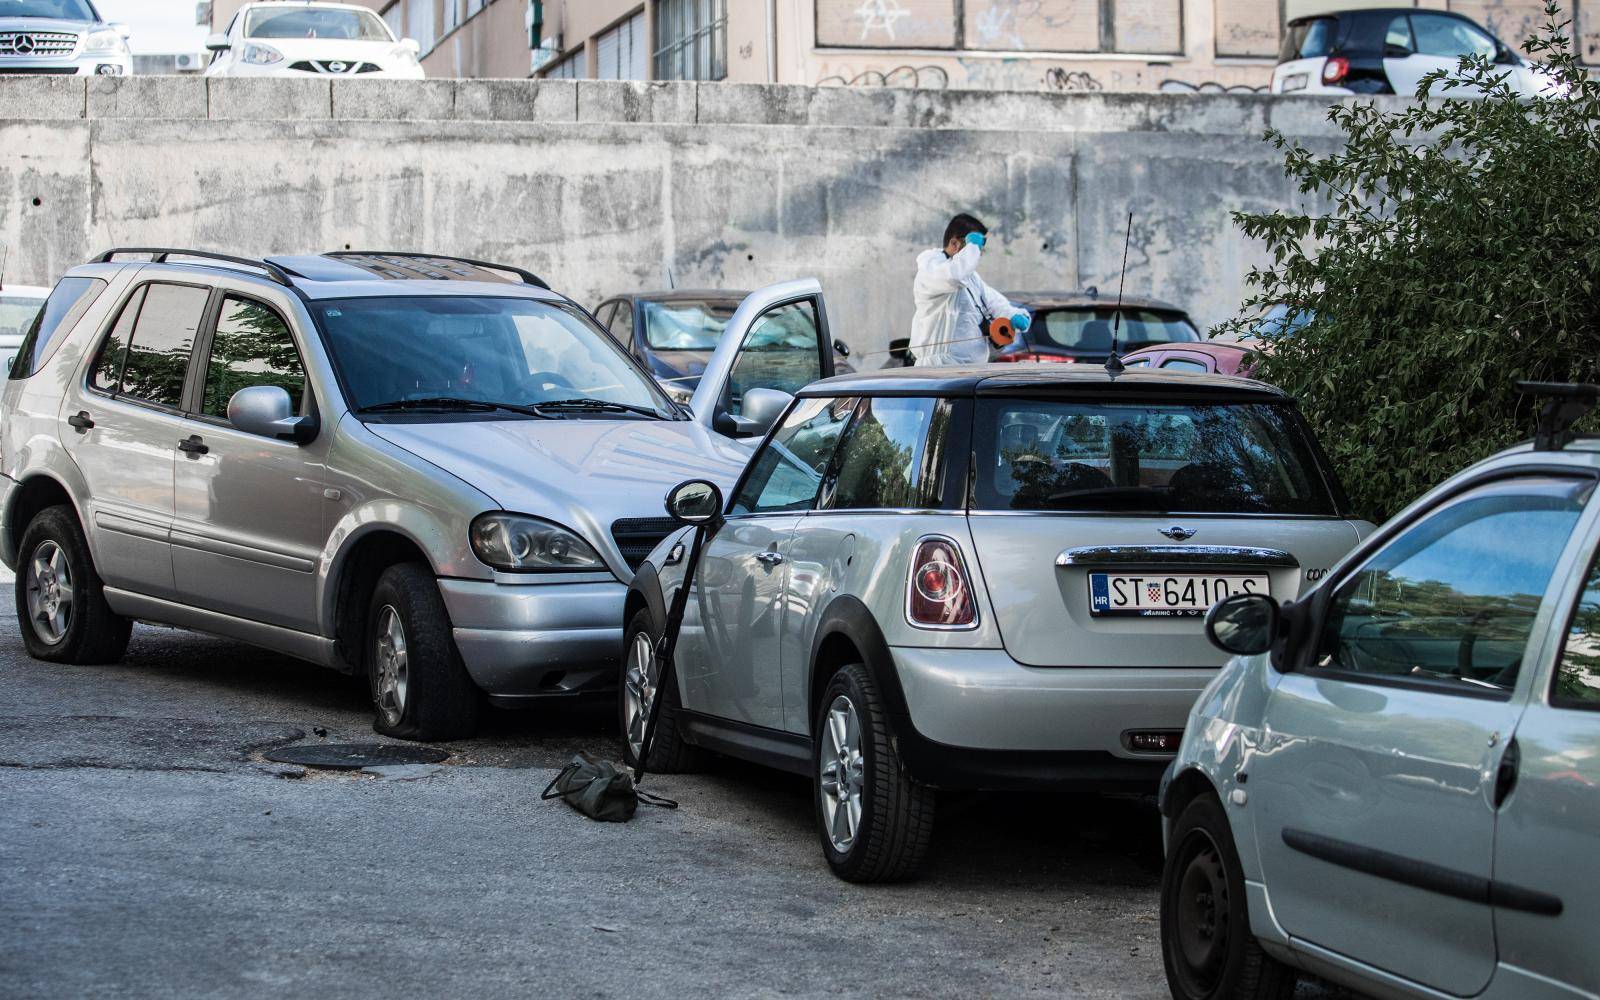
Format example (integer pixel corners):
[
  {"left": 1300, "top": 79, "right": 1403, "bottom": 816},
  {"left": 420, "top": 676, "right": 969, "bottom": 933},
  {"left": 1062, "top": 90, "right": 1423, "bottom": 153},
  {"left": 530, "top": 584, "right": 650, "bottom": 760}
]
[
  {"left": 832, "top": 338, "right": 851, "bottom": 359},
  {"left": 665, "top": 479, "right": 723, "bottom": 526},
  {"left": 1205, "top": 593, "right": 1280, "bottom": 657}
]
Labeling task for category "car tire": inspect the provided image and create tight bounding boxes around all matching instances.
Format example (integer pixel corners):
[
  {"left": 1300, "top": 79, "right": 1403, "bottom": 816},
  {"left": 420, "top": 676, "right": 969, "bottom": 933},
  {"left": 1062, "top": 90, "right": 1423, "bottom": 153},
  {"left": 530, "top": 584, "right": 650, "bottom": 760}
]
[
  {"left": 618, "top": 608, "right": 705, "bottom": 773},
  {"left": 1161, "top": 793, "right": 1297, "bottom": 1000},
  {"left": 15, "top": 504, "right": 132, "bottom": 664},
  {"left": 813, "top": 662, "right": 935, "bottom": 883},
  {"left": 366, "top": 562, "right": 480, "bottom": 742}
]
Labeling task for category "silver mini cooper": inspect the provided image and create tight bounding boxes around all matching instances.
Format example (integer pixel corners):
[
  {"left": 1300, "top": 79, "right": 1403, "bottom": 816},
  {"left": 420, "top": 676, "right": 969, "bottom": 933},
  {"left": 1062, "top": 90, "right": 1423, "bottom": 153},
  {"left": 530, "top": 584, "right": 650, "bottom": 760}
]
[
  {"left": 623, "top": 364, "right": 1371, "bottom": 882},
  {"left": 1, "top": 249, "right": 840, "bottom": 740}
]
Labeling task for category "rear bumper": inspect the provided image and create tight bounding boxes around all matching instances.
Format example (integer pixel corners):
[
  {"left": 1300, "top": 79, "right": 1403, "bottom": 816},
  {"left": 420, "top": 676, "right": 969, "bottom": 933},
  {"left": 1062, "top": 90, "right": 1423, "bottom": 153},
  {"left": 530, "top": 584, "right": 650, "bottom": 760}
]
[
  {"left": 888, "top": 645, "right": 1213, "bottom": 791},
  {"left": 438, "top": 578, "right": 625, "bottom": 699}
]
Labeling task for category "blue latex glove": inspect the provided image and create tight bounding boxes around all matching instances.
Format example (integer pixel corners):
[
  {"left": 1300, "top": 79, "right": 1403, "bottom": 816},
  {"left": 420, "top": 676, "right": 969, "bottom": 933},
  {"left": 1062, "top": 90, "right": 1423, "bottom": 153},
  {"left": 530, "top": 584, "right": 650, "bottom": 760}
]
[
  {"left": 965, "top": 232, "right": 986, "bottom": 248},
  {"left": 1011, "top": 311, "right": 1031, "bottom": 333}
]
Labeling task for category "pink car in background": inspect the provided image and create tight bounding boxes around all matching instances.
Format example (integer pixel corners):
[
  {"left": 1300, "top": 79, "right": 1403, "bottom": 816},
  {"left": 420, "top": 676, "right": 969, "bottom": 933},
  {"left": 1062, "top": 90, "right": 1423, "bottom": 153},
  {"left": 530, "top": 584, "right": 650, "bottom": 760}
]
[{"left": 1121, "top": 340, "right": 1260, "bottom": 376}]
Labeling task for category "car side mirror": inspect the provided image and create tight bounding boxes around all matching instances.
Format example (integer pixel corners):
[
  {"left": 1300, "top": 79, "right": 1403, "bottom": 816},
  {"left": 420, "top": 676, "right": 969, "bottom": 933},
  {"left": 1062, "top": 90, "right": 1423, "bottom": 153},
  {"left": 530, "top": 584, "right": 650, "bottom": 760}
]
[
  {"left": 401, "top": 37, "right": 421, "bottom": 55},
  {"left": 205, "top": 31, "right": 230, "bottom": 51},
  {"left": 228, "top": 385, "right": 316, "bottom": 443},
  {"left": 832, "top": 338, "right": 850, "bottom": 359},
  {"left": 665, "top": 479, "right": 723, "bottom": 526},
  {"left": 722, "top": 387, "right": 792, "bottom": 438},
  {"left": 1205, "top": 593, "right": 1280, "bottom": 657},
  {"left": 111, "top": 21, "right": 131, "bottom": 39}
]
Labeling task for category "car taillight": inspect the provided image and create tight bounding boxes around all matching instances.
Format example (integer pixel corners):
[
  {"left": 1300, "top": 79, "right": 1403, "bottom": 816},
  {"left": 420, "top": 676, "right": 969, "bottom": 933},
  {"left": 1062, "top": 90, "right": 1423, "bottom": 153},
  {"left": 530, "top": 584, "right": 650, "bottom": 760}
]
[
  {"left": 907, "top": 537, "right": 977, "bottom": 629},
  {"left": 1322, "top": 56, "right": 1349, "bottom": 85}
]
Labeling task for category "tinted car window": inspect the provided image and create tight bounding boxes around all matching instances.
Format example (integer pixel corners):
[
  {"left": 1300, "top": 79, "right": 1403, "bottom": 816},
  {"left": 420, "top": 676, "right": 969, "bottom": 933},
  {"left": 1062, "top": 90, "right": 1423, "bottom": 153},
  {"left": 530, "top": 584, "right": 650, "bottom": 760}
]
[
  {"left": 1554, "top": 545, "right": 1600, "bottom": 709},
  {"left": 91, "top": 285, "right": 143, "bottom": 393},
  {"left": 10, "top": 277, "right": 106, "bottom": 380},
  {"left": 1161, "top": 358, "right": 1209, "bottom": 373},
  {"left": 974, "top": 398, "right": 1339, "bottom": 514},
  {"left": 1280, "top": 16, "right": 1336, "bottom": 60},
  {"left": 1412, "top": 13, "right": 1497, "bottom": 59},
  {"left": 826, "top": 397, "right": 940, "bottom": 511},
  {"left": 116, "top": 284, "right": 208, "bottom": 408},
  {"left": 727, "top": 300, "right": 821, "bottom": 417},
  {"left": 202, "top": 297, "right": 306, "bottom": 419},
  {"left": 1032, "top": 308, "right": 1197, "bottom": 354},
  {"left": 730, "top": 396, "right": 854, "bottom": 515},
  {"left": 1316, "top": 477, "right": 1587, "bottom": 694},
  {"left": 312, "top": 296, "right": 670, "bottom": 416}
]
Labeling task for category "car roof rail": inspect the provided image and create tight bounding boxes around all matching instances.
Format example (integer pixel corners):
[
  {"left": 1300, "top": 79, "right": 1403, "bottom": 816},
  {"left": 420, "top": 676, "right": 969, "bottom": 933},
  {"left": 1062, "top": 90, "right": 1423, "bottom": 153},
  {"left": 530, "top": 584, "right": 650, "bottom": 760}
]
[
  {"left": 1517, "top": 381, "right": 1600, "bottom": 451},
  {"left": 322, "top": 251, "right": 551, "bottom": 289},
  {"left": 93, "top": 247, "right": 294, "bottom": 287}
]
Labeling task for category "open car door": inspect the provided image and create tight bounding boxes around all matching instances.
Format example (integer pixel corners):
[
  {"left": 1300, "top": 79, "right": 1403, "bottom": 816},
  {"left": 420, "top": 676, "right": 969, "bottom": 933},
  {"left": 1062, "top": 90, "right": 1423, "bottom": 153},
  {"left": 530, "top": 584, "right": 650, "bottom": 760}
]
[{"left": 688, "top": 279, "right": 835, "bottom": 442}]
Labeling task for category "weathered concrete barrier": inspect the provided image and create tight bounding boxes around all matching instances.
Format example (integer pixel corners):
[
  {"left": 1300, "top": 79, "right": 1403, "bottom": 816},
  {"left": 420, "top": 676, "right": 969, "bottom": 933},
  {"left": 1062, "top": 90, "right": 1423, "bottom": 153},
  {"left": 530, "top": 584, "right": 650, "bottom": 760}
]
[{"left": 1, "top": 76, "right": 1382, "bottom": 355}]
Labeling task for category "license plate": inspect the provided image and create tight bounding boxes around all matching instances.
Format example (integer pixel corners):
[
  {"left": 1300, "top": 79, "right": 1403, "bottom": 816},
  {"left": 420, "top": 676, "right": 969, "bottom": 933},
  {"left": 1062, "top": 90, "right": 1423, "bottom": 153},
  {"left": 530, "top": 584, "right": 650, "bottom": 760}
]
[
  {"left": 1089, "top": 573, "right": 1269, "bottom": 617},
  {"left": 1282, "top": 73, "right": 1309, "bottom": 92}
]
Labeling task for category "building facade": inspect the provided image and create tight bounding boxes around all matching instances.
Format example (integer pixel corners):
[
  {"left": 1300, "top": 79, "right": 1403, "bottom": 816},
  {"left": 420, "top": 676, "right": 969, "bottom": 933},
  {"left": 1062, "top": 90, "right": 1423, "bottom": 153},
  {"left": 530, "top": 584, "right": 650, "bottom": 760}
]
[{"left": 211, "top": 0, "right": 1588, "bottom": 91}]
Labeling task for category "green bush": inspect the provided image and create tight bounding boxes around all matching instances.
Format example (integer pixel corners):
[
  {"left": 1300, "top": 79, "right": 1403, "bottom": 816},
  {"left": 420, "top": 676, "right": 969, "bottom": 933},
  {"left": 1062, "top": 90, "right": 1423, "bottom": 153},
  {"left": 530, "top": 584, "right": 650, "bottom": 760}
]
[{"left": 1228, "top": 1, "right": 1600, "bottom": 522}]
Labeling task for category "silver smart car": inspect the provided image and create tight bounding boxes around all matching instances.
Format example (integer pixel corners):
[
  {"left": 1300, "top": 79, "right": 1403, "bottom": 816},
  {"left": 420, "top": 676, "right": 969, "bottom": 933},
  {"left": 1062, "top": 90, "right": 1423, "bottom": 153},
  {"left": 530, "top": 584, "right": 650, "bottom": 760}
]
[
  {"left": 624, "top": 364, "right": 1371, "bottom": 882},
  {"left": 1160, "top": 382, "right": 1600, "bottom": 1000},
  {"left": 1, "top": 249, "right": 838, "bottom": 740}
]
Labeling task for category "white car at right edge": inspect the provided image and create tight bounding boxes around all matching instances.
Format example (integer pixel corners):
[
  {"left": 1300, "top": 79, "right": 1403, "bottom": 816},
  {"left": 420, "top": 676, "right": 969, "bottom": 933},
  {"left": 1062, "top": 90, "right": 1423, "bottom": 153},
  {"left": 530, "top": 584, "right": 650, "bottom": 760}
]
[{"left": 204, "top": 1, "right": 423, "bottom": 79}]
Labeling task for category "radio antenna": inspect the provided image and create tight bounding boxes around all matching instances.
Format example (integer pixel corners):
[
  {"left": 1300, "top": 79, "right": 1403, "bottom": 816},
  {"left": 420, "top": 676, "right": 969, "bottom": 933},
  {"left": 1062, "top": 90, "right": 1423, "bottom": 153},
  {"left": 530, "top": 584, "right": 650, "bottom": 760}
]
[
  {"left": 1105, "top": 212, "right": 1132, "bottom": 376},
  {"left": 665, "top": 266, "right": 676, "bottom": 291}
]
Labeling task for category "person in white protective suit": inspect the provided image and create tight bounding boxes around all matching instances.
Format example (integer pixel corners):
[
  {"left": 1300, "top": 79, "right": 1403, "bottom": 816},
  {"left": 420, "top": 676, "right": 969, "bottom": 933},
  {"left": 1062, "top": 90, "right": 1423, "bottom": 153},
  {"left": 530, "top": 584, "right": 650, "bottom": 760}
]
[{"left": 908, "top": 213, "right": 1032, "bottom": 366}]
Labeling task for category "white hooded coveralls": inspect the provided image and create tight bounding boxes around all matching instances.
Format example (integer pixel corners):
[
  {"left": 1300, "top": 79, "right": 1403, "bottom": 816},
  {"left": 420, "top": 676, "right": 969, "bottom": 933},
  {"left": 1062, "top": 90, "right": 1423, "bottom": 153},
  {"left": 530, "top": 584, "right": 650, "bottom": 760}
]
[{"left": 910, "top": 243, "right": 1016, "bottom": 366}]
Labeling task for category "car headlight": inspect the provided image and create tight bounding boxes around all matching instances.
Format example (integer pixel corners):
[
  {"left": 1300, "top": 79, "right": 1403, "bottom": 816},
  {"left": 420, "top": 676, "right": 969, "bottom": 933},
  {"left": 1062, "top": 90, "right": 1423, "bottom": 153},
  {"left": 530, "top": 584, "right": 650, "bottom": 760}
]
[
  {"left": 241, "top": 42, "right": 283, "bottom": 65},
  {"left": 470, "top": 513, "right": 606, "bottom": 572},
  {"left": 83, "top": 27, "right": 125, "bottom": 53}
]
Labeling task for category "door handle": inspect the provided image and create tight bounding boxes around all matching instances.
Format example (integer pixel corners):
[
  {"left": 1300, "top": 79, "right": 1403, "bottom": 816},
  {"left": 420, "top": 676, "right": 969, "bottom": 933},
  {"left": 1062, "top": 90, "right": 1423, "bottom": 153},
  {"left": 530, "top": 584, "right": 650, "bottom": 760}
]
[
  {"left": 178, "top": 435, "right": 209, "bottom": 456},
  {"left": 1493, "top": 738, "right": 1520, "bottom": 809},
  {"left": 755, "top": 550, "right": 784, "bottom": 566},
  {"left": 67, "top": 411, "right": 94, "bottom": 432}
]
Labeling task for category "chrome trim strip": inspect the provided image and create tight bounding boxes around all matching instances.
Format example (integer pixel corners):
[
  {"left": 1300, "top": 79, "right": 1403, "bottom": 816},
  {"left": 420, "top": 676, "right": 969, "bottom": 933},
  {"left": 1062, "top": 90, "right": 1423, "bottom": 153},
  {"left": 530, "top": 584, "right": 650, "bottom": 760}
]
[
  {"left": 169, "top": 529, "right": 317, "bottom": 573},
  {"left": 1056, "top": 545, "right": 1299, "bottom": 568},
  {"left": 968, "top": 510, "right": 1347, "bottom": 521}
]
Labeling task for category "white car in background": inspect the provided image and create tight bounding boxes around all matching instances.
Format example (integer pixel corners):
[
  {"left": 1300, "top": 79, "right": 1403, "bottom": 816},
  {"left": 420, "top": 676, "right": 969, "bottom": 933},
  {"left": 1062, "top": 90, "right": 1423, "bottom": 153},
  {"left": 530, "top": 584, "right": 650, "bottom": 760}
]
[
  {"left": 0, "top": 283, "right": 48, "bottom": 376},
  {"left": 204, "top": 1, "right": 422, "bottom": 79}
]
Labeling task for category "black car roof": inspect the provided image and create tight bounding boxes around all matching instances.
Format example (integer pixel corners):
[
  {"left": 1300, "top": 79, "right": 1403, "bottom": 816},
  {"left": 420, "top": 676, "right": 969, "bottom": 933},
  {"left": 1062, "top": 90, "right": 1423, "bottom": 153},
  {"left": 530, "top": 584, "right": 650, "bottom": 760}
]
[
  {"left": 1289, "top": 6, "right": 1470, "bottom": 21},
  {"left": 1005, "top": 290, "right": 1189, "bottom": 314},
  {"left": 800, "top": 363, "right": 1287, "bottom": 399}
]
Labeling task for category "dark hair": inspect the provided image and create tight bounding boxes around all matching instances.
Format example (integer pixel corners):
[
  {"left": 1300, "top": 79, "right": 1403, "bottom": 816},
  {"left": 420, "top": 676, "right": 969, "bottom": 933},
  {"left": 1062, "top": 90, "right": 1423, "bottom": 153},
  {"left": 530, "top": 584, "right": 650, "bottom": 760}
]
[{"left": 943, "top": 213, "right": 988, "bottom": 247}]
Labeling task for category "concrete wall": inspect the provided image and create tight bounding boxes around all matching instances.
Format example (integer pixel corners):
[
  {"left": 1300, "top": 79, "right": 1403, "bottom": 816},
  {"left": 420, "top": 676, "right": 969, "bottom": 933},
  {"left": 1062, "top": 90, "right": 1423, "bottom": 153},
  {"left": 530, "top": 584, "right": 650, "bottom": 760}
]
[{"left": 0, "top": 76, "right": 1366, "bottom": 361}]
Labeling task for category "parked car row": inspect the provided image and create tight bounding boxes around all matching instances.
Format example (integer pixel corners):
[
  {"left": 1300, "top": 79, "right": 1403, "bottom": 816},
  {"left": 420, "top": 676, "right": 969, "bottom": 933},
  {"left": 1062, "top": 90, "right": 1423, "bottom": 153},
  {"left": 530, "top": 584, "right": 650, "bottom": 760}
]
[{"left": 4, "top": 248, "right": 1593, "bottom": 1000}]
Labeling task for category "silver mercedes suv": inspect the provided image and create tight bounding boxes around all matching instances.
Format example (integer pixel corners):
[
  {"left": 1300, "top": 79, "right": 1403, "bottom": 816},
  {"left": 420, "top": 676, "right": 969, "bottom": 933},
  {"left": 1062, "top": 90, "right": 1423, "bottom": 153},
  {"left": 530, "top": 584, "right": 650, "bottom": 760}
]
[
  {"left": 1, "top": 248, "right": 840, "bottom": 739},
  {"left": 0, "top": 0, "right": 131, "bottom": 77},
  {"left": 624, "top": 365, "right": 1372, "bottom": 882}
]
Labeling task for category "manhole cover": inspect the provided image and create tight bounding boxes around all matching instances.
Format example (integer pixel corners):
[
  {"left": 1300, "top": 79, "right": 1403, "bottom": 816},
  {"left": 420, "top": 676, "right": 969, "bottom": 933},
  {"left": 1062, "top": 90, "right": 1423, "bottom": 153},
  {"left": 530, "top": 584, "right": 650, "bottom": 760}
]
[{"left": 264, "top": 743, "right": 449, "bottom": 770}]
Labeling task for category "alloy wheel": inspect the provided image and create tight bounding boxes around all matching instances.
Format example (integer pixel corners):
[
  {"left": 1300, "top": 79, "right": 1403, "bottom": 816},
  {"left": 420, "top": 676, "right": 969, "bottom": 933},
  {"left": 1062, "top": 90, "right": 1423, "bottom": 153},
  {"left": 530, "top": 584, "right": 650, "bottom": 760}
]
[
  {"left": 623, "top": 630, "right": 657, "bottom": 759},
  {"left": 1172, "top": 829, "right": 1230, "bottom": 993},
  {"left": 819, "top": 694, "right": 865, "bottom": 852},
  {"left": 373, "top": 605, "right": 409, "bottom": 727},
  {"left": 24, "top": 539, "right": 74, "bottom": 645}
]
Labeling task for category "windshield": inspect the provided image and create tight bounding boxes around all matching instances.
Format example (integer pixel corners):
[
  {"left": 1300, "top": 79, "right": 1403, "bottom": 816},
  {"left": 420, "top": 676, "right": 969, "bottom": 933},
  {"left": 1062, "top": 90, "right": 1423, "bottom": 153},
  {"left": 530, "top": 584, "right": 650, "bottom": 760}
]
[
  {"left": 976, "top": 398, "right": 1339, "bottom": 515},
  {"left": 312, "top": 296, "right": 672, "bottom": 417},
  {"left": 642, "top": 299, "right": 738, "bottom": 351},
  {"left": 1029, "top": 307, "right": 1198, "bottom": 354},
  {"left": 0, "top": 294, "right": 46, "bottom": 340},
  {"left": 245, "top": 6, "right": 391, "bottom": 40},
  {"left": 0, "top": 0, "right": 97, "bottom": 19}
]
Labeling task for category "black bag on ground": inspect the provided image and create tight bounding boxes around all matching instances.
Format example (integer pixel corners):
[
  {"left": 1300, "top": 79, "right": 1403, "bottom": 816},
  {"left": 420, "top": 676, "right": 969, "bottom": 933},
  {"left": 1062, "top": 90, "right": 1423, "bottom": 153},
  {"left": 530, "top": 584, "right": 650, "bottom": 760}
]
[{"left": 541, "top": 752, "right": 676, "bottom": 822}]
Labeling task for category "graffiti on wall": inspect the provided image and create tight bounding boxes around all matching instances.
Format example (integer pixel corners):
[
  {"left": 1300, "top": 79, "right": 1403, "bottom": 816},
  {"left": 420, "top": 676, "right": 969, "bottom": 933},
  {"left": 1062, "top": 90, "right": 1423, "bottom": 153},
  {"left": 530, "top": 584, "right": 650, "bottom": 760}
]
[
  {"left": 1158, "top": 79, "right": 1267, "bottom": 94},
  {"left": 853, "top": 0, "right": 913, "bottom": 41},
  {"left": 816, "top": 0, "right": 955, "bottom": 48},
  {"left": 816, "top": 64, "right": 951, "bottom": 87},
  {"left": 1044, "top": 68, "right": 1103, "bottom": 91}
]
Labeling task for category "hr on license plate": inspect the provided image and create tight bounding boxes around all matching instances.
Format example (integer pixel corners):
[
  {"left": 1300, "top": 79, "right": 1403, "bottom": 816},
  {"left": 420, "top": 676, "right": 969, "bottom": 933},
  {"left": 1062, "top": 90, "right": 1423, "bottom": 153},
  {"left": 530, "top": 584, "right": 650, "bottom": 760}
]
[
  {"left": 1089, "top": 573, "right": 1269, "bottom": 617},
  {"left": 1282, "top": 73, "right": 1309, "bottom": 92}
]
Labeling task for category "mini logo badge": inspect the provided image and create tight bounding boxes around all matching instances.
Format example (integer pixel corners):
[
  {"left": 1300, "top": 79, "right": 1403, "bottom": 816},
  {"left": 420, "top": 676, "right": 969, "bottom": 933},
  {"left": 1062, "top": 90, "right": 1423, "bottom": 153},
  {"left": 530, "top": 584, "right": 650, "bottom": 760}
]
[
  {"left": 14, "top": 34, "right": 37, "bottom": 54},
  {"left": 1159, "top": 525, "right": 1196, "bottom": 541}
]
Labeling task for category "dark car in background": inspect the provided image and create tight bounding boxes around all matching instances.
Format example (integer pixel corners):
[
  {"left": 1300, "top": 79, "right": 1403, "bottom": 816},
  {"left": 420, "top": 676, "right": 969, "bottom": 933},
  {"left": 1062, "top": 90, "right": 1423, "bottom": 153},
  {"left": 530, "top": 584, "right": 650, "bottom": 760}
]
[
  {"left": 595, "top": 290, "right": 851, "bottom": 403},
  {"left": 994, "top": 291, "right": 1201, "bottom": 365}
]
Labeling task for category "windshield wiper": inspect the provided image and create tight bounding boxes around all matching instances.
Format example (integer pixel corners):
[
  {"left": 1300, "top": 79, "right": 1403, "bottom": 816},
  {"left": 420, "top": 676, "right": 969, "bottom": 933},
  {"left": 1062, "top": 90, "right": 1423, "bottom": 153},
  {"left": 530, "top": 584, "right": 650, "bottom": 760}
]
[
  {"left": 531, "top": 398, "right": 665, "bottom": 419},
  {"left": 358, "top": 397, "right": 551, "bottom": 418}
]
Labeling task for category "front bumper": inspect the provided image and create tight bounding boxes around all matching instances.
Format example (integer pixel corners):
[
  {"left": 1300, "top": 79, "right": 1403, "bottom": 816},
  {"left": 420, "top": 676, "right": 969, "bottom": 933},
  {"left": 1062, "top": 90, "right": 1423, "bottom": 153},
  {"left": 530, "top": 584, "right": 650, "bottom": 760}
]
[
  {"left": 888, "top": 645, "right": 1214, "bottom": 791},
  {"left": 438, "top": 578, "right": 625, "bottom": 700},
  {"left": 0, "top": 54, "right": 130, "bottom": 75}
]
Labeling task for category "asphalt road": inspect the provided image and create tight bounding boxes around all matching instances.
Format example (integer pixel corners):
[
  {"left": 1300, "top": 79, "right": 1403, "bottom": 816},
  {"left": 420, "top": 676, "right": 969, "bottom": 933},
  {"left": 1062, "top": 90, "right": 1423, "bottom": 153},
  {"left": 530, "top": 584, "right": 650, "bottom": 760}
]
[{"left": 0, "top": 569, "right": 1356, "bottom": 1000}]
